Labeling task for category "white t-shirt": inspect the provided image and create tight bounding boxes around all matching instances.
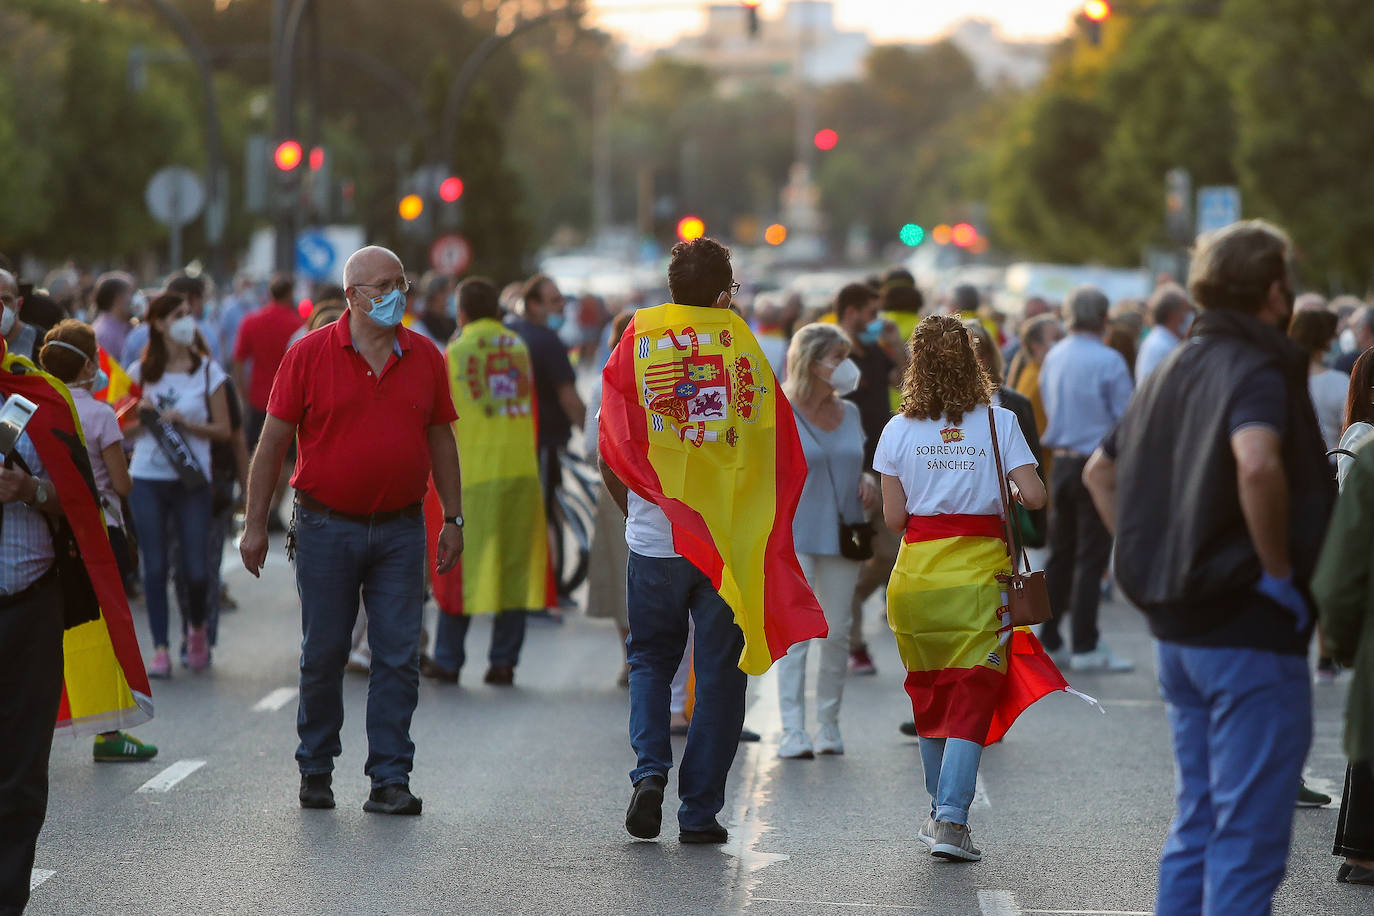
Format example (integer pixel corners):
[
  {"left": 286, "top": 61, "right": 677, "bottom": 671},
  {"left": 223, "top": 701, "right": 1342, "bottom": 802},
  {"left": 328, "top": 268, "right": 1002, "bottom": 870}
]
[
  {"left": 128, "top": 359, "right": 227, "bottom": 482},
  {"left": 1308, "top": 368, "right": 1351, "bottom": 450},
  {"left": 873, "top": 406, "right": 1037, "bottom": 517}
]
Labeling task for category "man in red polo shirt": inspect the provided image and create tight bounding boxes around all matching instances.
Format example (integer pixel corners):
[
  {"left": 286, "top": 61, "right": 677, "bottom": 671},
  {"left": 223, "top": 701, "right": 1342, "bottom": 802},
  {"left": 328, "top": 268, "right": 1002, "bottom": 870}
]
[
  {"left": 234, "top": 273, "right": 305, "bottom": 530},
  {"left": 240, "top": 246, "right": 463, "bottom": 817}
]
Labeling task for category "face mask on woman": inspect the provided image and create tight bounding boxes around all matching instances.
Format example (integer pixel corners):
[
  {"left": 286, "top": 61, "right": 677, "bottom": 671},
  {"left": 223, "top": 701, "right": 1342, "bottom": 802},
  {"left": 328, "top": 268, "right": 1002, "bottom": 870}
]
[
  {"left": 823, "top": 357, "right": 861, "bottom": 396},
  {"left": 168, "top": 315, "right": 199, "bottom": 346}
]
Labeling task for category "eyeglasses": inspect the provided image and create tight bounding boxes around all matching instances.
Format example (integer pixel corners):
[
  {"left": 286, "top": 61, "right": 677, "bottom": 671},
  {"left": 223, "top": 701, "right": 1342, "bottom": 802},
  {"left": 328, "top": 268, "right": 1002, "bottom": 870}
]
[
  {"left": 727, "top": 281, "right": 741, "bottom": 298},
  {"left": 355, "top": 277, "right": 411, "bottom": 297}
]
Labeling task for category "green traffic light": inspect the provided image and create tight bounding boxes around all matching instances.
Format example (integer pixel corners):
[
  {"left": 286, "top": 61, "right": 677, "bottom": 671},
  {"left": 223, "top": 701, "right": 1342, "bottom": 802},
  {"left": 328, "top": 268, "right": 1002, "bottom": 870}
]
[{"left": 899, "top": 223, "right": 925, "bottom": 247}]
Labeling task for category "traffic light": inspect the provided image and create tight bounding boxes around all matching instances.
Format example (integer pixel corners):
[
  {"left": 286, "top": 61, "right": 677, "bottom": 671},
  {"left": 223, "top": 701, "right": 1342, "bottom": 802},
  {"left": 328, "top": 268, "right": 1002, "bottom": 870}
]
[
  {"left": 813, "top": 129, "right": 838, "bottom": 152},
  {"left": 951, "top": 223, "right": 978, "bottom": 248},
  {"left": 898, "top": 223, "right": 925, "bottom": 247},
  {"left": 274, "top": 139, "right": 303, "bottom": 171},
  {"left": 308, "top": 146, "right": 325, "bottom": 172},
  {"left": 676, "top": 215, "right": 706, "bottom": 242},
  {"left": 398, "top": 194, "right": 424, "bottom": 221},
  {"left": 742, "top": 1, "right": 760, "bottom": 38},
  {"left": 764, "top": 223, "right": 787, "bottom": 246},
  {"left": 439, "top": 176, "right": 465, "bottom": 203},
  {"left": 1079, "top": 0, "right": 1111, "bottom": 46},
  {"left": 931, "top": 224, "right": 953, "bottom": 246}
]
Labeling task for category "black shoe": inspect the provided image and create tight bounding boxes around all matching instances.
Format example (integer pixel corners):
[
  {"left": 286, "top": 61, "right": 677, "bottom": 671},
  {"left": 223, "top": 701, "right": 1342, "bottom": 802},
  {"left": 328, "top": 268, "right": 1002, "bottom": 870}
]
[
  {"left": 738, "top": 728, "right": 761, "bottom": 743},
  {"left": 299, "top": 773, "right": 334, "bottom": 809},
  {"left": 419, "top": 654, "right": 458, "bottom": 684},
  {"left": 363, "top": 783, "right": 423, "bottom": 815},
  {"left": 484, "top": 665, "right": 515, "bottom": 686},
  {"left": 680, "top": 820, "right": 729, "bottom": 844},
  {"left": 899, "top": 721, "right": 917, "bottom": 737},
  {"left": 625, "top": 774, "right": 666, "bottom": 839}
]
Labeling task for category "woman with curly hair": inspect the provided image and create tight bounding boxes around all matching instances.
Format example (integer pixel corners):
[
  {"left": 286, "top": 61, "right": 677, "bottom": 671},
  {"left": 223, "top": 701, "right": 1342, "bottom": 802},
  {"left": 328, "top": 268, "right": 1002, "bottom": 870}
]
[{"left": 874, "top": 315, "right": 1048, "bottom": 863}]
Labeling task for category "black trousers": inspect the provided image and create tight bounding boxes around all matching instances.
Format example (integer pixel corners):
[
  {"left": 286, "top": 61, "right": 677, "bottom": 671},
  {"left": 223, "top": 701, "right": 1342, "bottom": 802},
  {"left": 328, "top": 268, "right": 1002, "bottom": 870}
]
[
  {"left": 1043, "top": 454, "right": 1113, "bottom": 654},
  {"left": 1335, "top": 760, "right": 1374, "bottom": 860},
  {"left": 0, "top": 573, "right": 64, "bottom": 916}
]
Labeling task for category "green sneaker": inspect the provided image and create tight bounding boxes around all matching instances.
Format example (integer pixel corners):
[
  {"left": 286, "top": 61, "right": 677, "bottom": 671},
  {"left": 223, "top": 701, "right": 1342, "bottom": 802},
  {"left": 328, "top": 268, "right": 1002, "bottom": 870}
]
[
  {"left": 93, "top": 731, "right": 159, "bottom": 762},
  {"left": 1297, "top": 779, "right": 1331, "bottom": 808}
]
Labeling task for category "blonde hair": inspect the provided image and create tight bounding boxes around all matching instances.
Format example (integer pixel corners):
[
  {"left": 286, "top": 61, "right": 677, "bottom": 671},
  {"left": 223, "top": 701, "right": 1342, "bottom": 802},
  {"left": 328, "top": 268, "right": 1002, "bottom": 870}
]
[
  {"left": 783, "top": 323, "right": 851, "bottom": 405},
  {"left": 899, "top": 314, "right": 993, "bottom": 425}
]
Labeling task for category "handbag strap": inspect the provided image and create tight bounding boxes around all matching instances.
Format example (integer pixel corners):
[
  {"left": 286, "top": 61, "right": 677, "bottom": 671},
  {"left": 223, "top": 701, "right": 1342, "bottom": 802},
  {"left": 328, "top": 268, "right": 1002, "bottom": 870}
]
[
  {"left": 987, "top": 405, "right": 1030, "bottom": 575},
  {"left": 793, "top": 405, "right": 854, "bottom": 523}
]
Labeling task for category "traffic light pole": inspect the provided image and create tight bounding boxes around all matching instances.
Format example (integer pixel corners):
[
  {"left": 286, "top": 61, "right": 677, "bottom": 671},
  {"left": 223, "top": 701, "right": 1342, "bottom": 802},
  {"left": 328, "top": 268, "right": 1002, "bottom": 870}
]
[{"left": 272, "top": 0, "right": 316, "bottom": 275}]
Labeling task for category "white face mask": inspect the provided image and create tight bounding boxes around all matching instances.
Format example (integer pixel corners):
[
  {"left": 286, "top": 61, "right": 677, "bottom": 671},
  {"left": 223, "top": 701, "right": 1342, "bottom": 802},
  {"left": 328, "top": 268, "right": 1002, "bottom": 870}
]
[
  {"left": 168, "top": 315, "right": 198, "bottom": 346},
  {"left": 0, "top": 305, "right": 15, "bottom": 337},
  {"left": 130, "top": 290, "right": 149, "bottom": 319},
  {"left": 824, "top": 357, "right": 861, "bottom": 396}
]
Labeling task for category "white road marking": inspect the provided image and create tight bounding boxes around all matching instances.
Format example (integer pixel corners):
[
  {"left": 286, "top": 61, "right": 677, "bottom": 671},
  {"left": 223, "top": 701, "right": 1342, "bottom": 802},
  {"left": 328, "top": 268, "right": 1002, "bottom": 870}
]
[
  {"left": 723, "top": 668, "right": 790, "bottom": 911},
  {"left": 973, "top": 773, "right": 991, "bottom": 809},
  {"left": 252, "top": 687, "right": 299, "bottom": 712},
  {"left": 979, "top": 890, "right": 1021, "bottom": 916},
  {"left": 750, "top": 899, "right": 931, "bottom": 911},
  {"left": 1024, "top": 910, "right": 1153, "bottom": 915},
  {"left": 29, "top": 870, "right": 55, "bottom": 891},
  {"left": 137, "top": 759, "right": 206, "bottom": 793}
]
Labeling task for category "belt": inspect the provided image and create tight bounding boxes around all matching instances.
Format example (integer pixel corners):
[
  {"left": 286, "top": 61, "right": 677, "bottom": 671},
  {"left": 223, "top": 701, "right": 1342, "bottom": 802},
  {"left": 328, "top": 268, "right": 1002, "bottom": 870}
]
[
  {"left": 296, "top": 492, "right": 422, "bottom": 526},
  {"left": 0, "top": 566, "right": 57, "bottom": 611}
]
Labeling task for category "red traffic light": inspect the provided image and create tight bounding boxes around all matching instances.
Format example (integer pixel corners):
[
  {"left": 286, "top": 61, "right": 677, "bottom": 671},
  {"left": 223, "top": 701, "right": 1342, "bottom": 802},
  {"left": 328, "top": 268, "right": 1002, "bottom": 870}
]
[
  {"left": 308, "top": 146, "right": 325, "bottom": 171},
  {"left": 1083, "top": 0, "right": 1111, "bottom": 22},
  {"left": 813, "top": 128, "right": 838, "bottom": 151},
  {"left": 274, "top": 140, "right": 303, "bottom": 171},
  {"left": 439, "top": 177, "right": 465, "bottom": 203},
  {"left": 951, "top": 222, "right": 978, "bottom": 248},
  {"left": 677, "top": 216, "right": 706, "bottom": 242}
]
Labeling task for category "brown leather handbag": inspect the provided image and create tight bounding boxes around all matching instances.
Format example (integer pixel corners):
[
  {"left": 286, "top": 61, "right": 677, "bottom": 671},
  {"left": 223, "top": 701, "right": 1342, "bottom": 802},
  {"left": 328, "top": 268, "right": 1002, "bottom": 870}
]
[{"left": 988, "top": 406, "right": 1053, "bottom": 626}]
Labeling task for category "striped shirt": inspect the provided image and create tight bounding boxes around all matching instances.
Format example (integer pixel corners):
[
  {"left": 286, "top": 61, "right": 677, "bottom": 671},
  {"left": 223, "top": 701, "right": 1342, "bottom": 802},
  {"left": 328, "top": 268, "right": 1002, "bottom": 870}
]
[{"left": 0, "top": 433, "right": 55, "bottom": 595}]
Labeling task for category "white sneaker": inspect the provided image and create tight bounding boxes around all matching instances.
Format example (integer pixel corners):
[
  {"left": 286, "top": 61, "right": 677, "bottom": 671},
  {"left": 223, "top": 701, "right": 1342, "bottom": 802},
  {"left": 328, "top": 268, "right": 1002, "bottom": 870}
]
[
  {"left": 346, "top": 649, "right": 371, "bottom": 674},
  {"left": 1069, "top": 644, "right": 1134, "bottom": 673},
  {"left": 777, "top": 729, "right": 815, "bottom": 759},
  {"left": 930, "top": 820, "right": 983, "bottom": 862},
  {"left": 815, "top": 723, "right": 844, "bottom": 756},
  {"left": 918, "top": 817, "right": 938, "bottom": 851}
]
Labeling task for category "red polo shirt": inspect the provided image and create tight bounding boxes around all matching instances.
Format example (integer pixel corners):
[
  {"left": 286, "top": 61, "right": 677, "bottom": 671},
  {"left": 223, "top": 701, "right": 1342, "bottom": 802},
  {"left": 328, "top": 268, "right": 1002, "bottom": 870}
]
[
  {"left": 267, "top": 311, "right": 457, "bottom": 515},
  {"left": 234, "top": 301, "right": 305, "bottom": 411}
]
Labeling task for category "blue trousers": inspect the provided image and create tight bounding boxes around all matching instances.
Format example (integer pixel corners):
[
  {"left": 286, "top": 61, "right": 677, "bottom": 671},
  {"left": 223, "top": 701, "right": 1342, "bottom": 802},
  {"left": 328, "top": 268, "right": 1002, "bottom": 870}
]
[
  {"left": 293, "top": 505, "right": 426, "bottom": 788},
  {"left": 625, "top": 551, "right": 747, "bottom": 831},
  {"left": 129, "top": 478, "right": 211, "bottom": 648},
  {"left": 1154, "top": 640, "right": 1311, "bottom": 916},
  {"left": 919, "top": 736, "right": 983, "bottom": 826},
  {"left": 432, "top": 610, "right": 527, "bottom": 672}
]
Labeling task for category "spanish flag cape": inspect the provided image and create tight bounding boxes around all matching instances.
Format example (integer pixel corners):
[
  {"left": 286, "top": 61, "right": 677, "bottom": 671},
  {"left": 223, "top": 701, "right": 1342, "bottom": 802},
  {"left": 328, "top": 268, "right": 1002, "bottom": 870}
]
[
  {"left": 0, "top": 340, "right": 152, "bottom": 735},
  {"left": 599, "top": 304, "right": 827, "bottom": 675},
  {"left": 889, "top": 514, "right": 1072, "bottom": 745},
  {"left": 426, "top": 317, "right": 550, "bottom": 615},
  {"left": 93, "top": 347, "right": 141, "bottom": 424}
]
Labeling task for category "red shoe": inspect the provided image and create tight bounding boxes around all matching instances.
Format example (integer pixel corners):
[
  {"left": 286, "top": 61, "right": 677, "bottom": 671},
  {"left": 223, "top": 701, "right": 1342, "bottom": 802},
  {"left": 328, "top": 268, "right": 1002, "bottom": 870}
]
[
  {"left": 185, "top": 626, "right": 211, "bottom": 671},
  {"left": 848, "top": 645, "right": 877, "bottom": 676}
]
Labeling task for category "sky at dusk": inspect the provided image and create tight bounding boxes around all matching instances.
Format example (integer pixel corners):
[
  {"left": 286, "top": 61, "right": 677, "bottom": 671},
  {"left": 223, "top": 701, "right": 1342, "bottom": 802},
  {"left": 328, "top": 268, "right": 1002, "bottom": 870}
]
[{"left": 587, "top": 0, "right": 1088, "bottom": 50}]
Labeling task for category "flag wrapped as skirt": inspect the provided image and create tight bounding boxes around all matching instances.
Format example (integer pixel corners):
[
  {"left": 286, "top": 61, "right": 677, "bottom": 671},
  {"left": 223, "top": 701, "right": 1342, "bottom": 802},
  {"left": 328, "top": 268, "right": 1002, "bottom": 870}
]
[
  {"left": 599, "top": 304, "right": 827, "bottom": 675},
  {"left": 1, "top": 344, "right": 153, "bottom": 735},
  {"left": 889, "top": 513, "right": 1067, "bottom": 746},
  {"left": 425, "top": 317, "right": 551, "bottom": 615}
]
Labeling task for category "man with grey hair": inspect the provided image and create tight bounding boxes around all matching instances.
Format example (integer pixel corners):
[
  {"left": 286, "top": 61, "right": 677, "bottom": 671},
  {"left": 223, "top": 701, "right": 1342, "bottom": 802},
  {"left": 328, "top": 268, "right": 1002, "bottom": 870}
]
[
  {"left": 1038, "top": 285, "right": 1134, "bottom": 671},
  {"left": 1135, "top": 284, "right": 1195, "bottom": 384},
  {"left": 1335, "top": 303, "right": 1374, "bottom": 374},
  {"left": 240, "top": 245, "right": 464, "bottom": 816}
]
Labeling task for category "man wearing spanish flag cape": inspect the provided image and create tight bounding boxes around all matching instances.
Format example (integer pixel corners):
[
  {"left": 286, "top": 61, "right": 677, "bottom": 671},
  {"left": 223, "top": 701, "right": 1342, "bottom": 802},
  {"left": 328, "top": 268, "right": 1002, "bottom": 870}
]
[
  {"left": 0, "top": 291, "right": 152, "bottom": 913},
  {"left": 598, "top": 238, "right": 827, "bottom": 845},
  {"left": 423, "top": 278, "right": 549, "bottom": 685}
]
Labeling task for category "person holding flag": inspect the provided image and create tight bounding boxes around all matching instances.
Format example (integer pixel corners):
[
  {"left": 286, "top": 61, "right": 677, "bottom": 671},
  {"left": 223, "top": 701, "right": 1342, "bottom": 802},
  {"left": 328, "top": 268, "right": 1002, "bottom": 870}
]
[
  {"left": 0, "top": 286, "right": 152, "bottom": 913},
  {"left": 421, "top": 278, "right": 549, "bottom": 685},
  {"left": 598, "top": 238, "right": 827, "bottom": 845}
]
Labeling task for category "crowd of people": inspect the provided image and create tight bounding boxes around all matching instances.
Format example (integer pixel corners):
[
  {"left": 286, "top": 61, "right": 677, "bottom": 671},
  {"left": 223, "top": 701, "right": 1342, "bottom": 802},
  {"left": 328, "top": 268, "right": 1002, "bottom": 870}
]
[{"left": 4, "top": 219, "right": 1374, "bottom": 914}]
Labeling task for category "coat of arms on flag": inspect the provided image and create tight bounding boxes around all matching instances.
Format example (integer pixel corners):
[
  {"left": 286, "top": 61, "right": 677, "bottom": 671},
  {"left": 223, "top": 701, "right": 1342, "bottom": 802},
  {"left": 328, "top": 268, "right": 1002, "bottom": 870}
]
[{"left": 639, "top": 325, "right": 767, "bottom": 447}]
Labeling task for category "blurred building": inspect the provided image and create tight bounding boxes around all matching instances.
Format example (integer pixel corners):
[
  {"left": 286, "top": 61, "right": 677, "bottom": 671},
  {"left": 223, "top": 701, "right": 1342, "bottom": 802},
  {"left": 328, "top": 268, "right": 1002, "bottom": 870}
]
[
  {"left": 945, "top": 20, "right": 1050, "bottom": 89},
  {"left": 662, "top": 1, "right": 870, "bottom": 90}
]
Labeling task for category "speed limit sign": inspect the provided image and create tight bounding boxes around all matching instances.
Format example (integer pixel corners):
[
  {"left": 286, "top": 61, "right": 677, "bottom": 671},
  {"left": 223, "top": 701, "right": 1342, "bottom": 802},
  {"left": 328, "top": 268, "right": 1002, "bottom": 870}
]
[{"left": 429, "top": 233, "right": 472, "bottom": 276}]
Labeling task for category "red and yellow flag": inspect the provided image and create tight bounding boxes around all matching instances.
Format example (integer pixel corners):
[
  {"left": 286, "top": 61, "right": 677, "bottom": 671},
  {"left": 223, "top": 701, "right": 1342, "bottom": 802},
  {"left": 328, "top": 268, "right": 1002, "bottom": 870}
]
[
  {"left": 93, "top": 347, "right": 141, "bottom": 426},
  {"left": 1, "top": 344, "right": 152, "bottom": 735},
  {"left": 426, "top": 318, "right": 550, "bottom": 615},
  {"left": 890, "top": 514, "right": 1065, "bottom": 745},
  {"left": 599, "top": 304, "right": 826, "bottom": 675}
]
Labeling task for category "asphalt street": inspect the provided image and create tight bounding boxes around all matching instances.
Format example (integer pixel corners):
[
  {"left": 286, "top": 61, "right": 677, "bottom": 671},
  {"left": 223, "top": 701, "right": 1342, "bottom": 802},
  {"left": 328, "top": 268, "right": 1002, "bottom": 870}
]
[{"left": 31, "top": 538, "right": 1366, "bottom": 916}]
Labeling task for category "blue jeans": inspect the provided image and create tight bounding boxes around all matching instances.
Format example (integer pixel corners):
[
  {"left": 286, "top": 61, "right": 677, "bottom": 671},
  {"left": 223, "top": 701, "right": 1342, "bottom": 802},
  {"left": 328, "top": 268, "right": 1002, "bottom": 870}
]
[
  {"left": 1154, "top": 640, "right": 1312, "bottom": 916},
  {"left": 919, "top": 736, "right": 983, "bottom": 825},
  {"left": 174, "top": 503, "right": 233, "bottom": 646},
  {"left": 129, "top": 478, "right": 212, "bottom": 648},
  {"left": 433, "top": 610, "right": 527, "bottom": 672},
  {"left": 293, "top": 505, "right": 426, "bottom": 788},
  {"left": 625, "top": 551, "right": 747, "bottom": 831}
]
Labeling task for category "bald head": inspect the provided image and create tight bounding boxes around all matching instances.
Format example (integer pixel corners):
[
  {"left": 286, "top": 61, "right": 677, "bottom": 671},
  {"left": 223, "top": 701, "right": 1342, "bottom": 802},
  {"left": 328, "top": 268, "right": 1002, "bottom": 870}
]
[
  {"left": 0, "top": 269, "right": 15, "bottom": 297},
  {"left": 343, "top": 246, "right": 404, "bottom": 290}
]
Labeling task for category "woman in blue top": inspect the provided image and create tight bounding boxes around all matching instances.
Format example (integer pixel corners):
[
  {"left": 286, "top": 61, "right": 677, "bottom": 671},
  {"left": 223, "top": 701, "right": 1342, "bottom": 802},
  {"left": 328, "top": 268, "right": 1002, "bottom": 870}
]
[{"left": 775, "top": 323, "right": 877, "bottom": 759}]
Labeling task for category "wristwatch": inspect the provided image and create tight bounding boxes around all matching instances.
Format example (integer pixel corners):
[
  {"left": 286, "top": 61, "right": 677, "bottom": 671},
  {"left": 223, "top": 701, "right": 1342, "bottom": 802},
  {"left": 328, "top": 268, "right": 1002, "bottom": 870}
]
[
  {"left": 27, "top": 477, "right": 49, "bottom": 507},
  {"left": 444, "top": 514, "right": 464, "bottom": 528}
]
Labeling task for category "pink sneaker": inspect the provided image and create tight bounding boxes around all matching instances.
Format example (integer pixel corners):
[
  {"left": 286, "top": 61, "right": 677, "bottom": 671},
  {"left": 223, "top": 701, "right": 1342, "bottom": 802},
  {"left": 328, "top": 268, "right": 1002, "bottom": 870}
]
[
  {"left": 148, "top": 648, "right": 172, "bottom": 679},
  {"left": 185, "top": 626, "right": 211, "bottom": 671}
]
